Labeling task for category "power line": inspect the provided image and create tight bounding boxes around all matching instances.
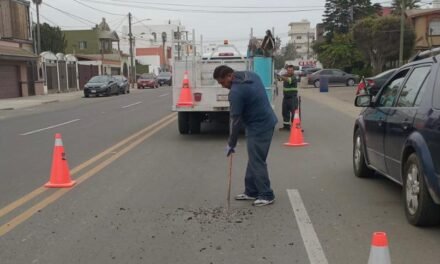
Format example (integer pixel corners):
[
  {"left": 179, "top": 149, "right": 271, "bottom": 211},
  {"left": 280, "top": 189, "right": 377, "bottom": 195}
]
[
  {"left": 79, "top": 0, "right": 324, "bottom": 14},
  {"left": 107, "top": 0, "right": 324, "bottom": 9},
  {"left": 73, "top": 0, "right": 126, "bottom": 16},
  {"left": 42, "top": 2, "right": 96, "bottom": 26}
]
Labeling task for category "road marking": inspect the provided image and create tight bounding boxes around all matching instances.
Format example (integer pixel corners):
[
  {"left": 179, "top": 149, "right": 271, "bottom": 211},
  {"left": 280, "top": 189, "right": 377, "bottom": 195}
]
[
  {"left": 121, "top": 101, "right": 142, "bottom": 109},
  {"left": 0, "top": 113, "right": 177, "bottom": 237},
  {"left": 20, "top": 119, "right": 81, "bottom": 136},
  {"left": 287, "top": 189, "right": 329, "bottom": 264},
  {"left": 159, "top": 93, "right": 169, "bottom": 97}
]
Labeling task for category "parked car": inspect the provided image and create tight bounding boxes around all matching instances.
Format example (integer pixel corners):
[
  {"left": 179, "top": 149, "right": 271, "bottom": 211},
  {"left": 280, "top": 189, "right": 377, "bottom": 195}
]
[
  {"left": 304, "top": 67, "right": 321, "bottom": 76},
  {"left": 157, "top": 72, "right": 172, "bottom": 86},
  {"left": 308, "top": 69, "right": 359, "bottom": 88},
  {"left": 353, "top": 51, "right": 440, "bottom": 226},
  {"left": 356, "top": 68, "right": 397, "bottom": 96},
  {"left": 83, "top": 75, "right": 120, "bottom": 97},
  {"left": 137, "top": 73, "right": 159, "bottom": 89},
  {"left": 113, "top": 75, "right": 130, "bottom": 94}
]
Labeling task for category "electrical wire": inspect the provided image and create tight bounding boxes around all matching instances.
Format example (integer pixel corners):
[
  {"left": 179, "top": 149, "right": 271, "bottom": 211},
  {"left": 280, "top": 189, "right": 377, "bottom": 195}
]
[
  {"left": 42, "top": 2, "right": 96, "bottom": 26},
  {"left": 72, "top": 0, "right": 126, "bottom": 16},
  {"left": 107, "top": 0, "right": 324, "bottom": 9},
  {"left": 76, "top": 0, "right": 324, "bottom": 14}
]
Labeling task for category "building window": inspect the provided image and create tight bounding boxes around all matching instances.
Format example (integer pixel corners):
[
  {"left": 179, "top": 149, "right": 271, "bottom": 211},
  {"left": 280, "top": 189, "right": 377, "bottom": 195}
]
[
  {"left": 296, "top": 45, "right": 302, "bottom": 49},
  {"left": 429, "top": 20, "right": 440, "bottom": 36},
  {"left": 296, "top": 36, "right": 302, "bottom": 40},
  {"left": 79, "top": 41, "right": 87, "bottom": 50},
  {"left": 104, "top": 41, "right": 110, "bottom": 51}
]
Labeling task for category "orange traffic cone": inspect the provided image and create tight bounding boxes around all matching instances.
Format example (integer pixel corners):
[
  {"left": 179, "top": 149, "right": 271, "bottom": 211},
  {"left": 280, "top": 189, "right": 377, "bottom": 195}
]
[
  {"left": 176, "top": 71, "right": 194, "bottom": 107},
  {"left": 45, "top": 133, "right": 76, "bottom": 188},
  {"left": 368, "top": 232, "right": 391, "bottom": 264},
  {"left": 284, "top": 110, "right": 309, "bottom": 147}
]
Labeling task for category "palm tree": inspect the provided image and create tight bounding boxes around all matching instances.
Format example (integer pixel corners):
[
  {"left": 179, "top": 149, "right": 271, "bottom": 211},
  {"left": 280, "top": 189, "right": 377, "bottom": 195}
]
[
  {"left": 32, "top": 0, "right": 42, "bottom": 53},
  {"left": 392, "top": 0, "right": 421, "bottom": 14}
]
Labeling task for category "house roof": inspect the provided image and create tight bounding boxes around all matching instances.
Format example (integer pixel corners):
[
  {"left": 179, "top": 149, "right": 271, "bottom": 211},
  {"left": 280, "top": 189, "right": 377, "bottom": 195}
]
[
  {"left": 75, "top": 53, "right": 121, "bottom": 62},
  {"left": 0, "top": 45, "right": 37, "bottom": 61},
  {"left": 406, "top": 8, "right": 440, "bottom": 18}
]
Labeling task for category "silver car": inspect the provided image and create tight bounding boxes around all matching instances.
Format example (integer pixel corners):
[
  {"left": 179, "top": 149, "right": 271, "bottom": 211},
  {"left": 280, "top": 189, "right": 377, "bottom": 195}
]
[{"left": 308, "top": 69, "right": 359, "bottom": 88}]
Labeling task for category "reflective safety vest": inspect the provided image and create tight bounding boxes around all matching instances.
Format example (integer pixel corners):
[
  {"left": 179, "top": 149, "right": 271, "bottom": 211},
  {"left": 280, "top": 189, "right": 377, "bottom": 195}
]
[{"left": 283, "top": 75, "right": 298, "bottom": 97}]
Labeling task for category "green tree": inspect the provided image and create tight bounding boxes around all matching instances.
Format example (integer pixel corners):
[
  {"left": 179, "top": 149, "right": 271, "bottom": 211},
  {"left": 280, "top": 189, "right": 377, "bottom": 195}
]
[
  {"left": 313, "top": 33, "right": 363, "bottom": 70},
  {"left": 274, "top": 43, "right": 298, "bottom": 69},
  {"left": 323, "top": 0, "right": 377, "bottom": 39},
  {"left": 35, "top": 23, "right": 66, "bottom": 53},
  {"left": 352, "top": 16, "right": 415, "bottom": 74},
  {"left": 392, "top": 0, "right": 421, "bottom": 14}
]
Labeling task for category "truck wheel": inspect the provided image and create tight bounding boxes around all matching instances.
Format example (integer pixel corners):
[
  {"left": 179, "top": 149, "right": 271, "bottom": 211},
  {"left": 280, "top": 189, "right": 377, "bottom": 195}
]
[
  {"left": 189, "top": 113, "right": 202, "bottom": 134},
  {"left": 178, "top": 112, "right": 190, "bottom": 134}
]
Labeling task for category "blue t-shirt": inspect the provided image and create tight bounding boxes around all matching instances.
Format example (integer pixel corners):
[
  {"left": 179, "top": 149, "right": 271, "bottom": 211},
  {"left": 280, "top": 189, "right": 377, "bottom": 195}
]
[{"left": 229, "top": 71, "right": 278, "bottom": 136}]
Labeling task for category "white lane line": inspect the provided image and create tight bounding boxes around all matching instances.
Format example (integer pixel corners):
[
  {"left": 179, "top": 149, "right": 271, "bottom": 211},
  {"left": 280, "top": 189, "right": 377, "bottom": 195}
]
[
  {"left": 20, "top": 119, "right": 81, "bottom": 136},
  {"left": 287, "top": 189, "right": 329, "bottom": 264},
  {"left": 159, "top": 93, "right": 169, "bottom": 97},
  {"left": 121, "top": 101, "right": 142, "bottom": 109}
]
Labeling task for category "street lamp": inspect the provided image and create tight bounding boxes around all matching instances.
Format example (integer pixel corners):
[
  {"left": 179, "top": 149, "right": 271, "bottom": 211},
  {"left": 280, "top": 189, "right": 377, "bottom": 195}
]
[
  {"left": 162, "top": 32, "right": 167, "bottom": 71},
  {"left": 32, "top": 0, "right": 42, "bottom": 54}
]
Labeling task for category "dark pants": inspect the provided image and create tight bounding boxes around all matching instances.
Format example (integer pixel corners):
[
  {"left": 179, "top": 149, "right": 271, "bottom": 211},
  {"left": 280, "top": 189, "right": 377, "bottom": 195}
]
[
  {"left": 282, "top": 95, "right": 298, "bottom": 127},
  {"left": 244, "top": 128, "right": 275, "bottom": 200}
]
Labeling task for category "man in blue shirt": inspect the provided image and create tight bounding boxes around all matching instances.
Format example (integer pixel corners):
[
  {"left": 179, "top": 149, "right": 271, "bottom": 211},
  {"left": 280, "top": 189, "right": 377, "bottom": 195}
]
[{"left": 213, "top": 65, "right": 277, "bottom": 207}]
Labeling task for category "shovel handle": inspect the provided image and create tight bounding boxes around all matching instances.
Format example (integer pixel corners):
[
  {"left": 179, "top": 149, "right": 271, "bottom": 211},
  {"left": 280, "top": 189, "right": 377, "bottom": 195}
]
[{"left": 227, "top": 154, "right": 233, "bottom": 211}]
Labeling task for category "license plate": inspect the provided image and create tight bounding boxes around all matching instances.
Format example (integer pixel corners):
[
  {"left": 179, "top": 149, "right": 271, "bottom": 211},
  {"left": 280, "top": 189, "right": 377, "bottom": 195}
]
[
  {"left": 90, "top": 90, "right": 96, "bottom": 93},
  {"left": 217, "top": 94, "right": 229, "bottom": 101}
]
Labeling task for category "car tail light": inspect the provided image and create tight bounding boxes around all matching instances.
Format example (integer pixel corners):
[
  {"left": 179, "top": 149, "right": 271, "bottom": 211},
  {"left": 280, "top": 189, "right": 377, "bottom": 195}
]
[{"left": 194, "top": 92, "right": 202, "bottom": 102}]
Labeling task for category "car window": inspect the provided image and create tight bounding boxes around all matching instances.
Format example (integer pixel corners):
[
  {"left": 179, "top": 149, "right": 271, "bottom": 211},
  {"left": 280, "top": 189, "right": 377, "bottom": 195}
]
[
  {"left": 414, "top": 73, "right": 430, "bottom": 107},
  {"left": 397, "top": 66, "right": 431, "bottom": 107},
  {"left": 158, "top": 72, "right": 171, "bottom": 77},
  {"left": 321, "top": 70, "right": 331, "bottom": 75},
  {"left": 89, "top": 76, "right": 109, "bottom": 83},
  {"left": 332, "top": 70, "right": 343, "bottom": 76},
  {"left": 377, "top": 69, "right": 409, "bottom": 107},
  {"left": 141, "top": 74, "right": 155, "bottom": 79}
]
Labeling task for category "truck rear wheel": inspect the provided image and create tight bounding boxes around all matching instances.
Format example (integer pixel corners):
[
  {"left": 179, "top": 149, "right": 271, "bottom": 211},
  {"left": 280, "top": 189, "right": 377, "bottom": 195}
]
[
  {"left": 178, "top": 112, "right": 190, "bottom": 134},
  {"left": 189, "top": 113, "right": 202, "bottom": 134}
]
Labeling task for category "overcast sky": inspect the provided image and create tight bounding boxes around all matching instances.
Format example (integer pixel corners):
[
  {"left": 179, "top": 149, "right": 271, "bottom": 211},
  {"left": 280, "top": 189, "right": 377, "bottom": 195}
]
[{"left": 31, "top": 0, "right": 431, "bottom": 50}]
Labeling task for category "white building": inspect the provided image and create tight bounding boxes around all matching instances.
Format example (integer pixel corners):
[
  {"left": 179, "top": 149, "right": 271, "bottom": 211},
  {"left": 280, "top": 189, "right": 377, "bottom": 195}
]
[
  {"left": 288, "top": 20, "right": 316, "bottom": 60},
  {"left": 119, "top": 20, "right": 186, "bottom": 73}
]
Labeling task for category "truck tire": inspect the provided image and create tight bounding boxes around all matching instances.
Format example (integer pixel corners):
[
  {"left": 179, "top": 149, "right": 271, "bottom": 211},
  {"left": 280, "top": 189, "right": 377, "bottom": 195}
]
[
  {"left": 178, "top": 112, "right": 190, "bottom": 134},
  {"left": 189, "top": 113, "right": 202, "bottom": 134}
]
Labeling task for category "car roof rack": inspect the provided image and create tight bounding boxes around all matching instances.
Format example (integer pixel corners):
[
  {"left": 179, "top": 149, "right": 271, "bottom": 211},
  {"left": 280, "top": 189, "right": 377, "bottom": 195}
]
[{"left": 408, "top": 47, "right": 440, "bottom": 62}]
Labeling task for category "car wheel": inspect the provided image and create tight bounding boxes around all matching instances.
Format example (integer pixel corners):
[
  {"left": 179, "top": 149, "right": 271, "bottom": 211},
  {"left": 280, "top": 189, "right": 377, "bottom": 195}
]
[
  {"left": 403, "top": 153, "right": 440, "bottom": 226},
  {"left": 347, "top": 79, "right": 355, "bottom": 86},
  {"left": 353, "top": 129, "right": 374, "bottom": 178},
  {"left": 84, "top": 93, "right": 89, "bottom": 98},
  {"left": 313, "top": 80, "right": 320, "bottom": 88},
  {"left": 106, "top": 89, "right": 112, "bottom": 96},
  {"left": 178, "top": 112, "right": 190, "bottom": 134}
]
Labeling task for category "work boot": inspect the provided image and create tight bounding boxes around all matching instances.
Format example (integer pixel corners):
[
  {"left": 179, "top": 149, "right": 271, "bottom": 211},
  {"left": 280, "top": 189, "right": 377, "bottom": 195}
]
[{"left": 278, "top": 126, "right": 290, "bottom": 131}]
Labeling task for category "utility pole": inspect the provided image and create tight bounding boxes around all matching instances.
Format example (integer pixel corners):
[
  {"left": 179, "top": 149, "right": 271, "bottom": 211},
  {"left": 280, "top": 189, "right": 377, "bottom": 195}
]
[
  {"left": 32, "top": 0, "right": 42, "bottom": 54},
  {"left": 128, "top": 12, "right": 135, "bottom": 88},
  {"left": 399, "top": 0, "right": 406, "bottom": 66}
]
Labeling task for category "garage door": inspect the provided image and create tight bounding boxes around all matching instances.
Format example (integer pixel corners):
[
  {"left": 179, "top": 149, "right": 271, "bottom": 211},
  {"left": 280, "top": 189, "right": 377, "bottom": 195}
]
[{"left": 0, "top": 65, "right": 20, "bottom": 98}]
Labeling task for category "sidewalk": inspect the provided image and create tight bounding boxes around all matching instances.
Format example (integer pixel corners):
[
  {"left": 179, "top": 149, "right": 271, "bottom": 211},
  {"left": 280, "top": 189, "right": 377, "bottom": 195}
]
[{"left": 0, "top": 91, "right": 84, "bottom": 110}]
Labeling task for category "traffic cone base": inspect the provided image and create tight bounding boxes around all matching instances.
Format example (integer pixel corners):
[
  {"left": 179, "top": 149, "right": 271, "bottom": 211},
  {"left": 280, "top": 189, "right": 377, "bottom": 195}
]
[
  {"left": 45, "top": 180, "right": 76, "bottom": 188},
  {"left": 45, "top": 134, "right": 76, "bottom": 189},
  {"left": 284, "top": 142, "right": 309, "bottom": 147}
]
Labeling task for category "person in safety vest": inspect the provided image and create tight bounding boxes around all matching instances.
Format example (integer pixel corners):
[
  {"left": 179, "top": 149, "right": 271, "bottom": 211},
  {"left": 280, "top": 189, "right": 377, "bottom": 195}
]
[{"left": 277, "top": 64, "right": 298, "bottom": 131}]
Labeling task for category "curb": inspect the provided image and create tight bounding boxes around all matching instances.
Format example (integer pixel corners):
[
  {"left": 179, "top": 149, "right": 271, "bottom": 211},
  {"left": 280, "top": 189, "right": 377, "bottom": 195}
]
[
  {"left": 0, "top": 108, "right": 14, "bottom": 110},
  {"left": 42, "top": 100, "right": 60, "bottom": 105}
]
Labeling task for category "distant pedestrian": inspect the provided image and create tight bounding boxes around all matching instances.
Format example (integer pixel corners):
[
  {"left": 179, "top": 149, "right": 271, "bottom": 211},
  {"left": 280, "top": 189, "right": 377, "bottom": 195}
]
[
  {"left": 213, "top": 65, "right": 277, "bottom": 207},
  {"left": 277, "top": 65, "right": 298, "bottom": 131}
]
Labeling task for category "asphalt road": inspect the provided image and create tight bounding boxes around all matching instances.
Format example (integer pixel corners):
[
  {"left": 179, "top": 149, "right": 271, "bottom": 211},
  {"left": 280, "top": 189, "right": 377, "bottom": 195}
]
[{"left": 1, "top": 86, "right": 440, "bottom": 264}]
